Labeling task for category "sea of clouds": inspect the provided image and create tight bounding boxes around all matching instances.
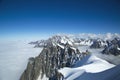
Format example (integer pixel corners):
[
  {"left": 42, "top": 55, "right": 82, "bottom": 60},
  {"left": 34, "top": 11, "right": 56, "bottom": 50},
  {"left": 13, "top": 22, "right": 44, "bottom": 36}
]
[{"left": 0, "top": 41, "right": 42, "bottom": 80}]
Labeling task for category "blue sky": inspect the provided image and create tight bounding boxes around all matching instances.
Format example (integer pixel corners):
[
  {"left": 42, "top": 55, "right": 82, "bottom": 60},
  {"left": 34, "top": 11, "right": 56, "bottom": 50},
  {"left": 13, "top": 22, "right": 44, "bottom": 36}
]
[{"left": 0, "top": 0, "right": 120, "bottom": 40}]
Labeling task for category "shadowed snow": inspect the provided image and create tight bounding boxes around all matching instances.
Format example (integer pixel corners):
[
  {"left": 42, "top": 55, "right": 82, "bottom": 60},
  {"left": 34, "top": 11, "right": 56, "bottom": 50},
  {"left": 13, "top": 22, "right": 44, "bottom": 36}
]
[{"left": 58, "top": 54, "right": 116, "bottom": 80}]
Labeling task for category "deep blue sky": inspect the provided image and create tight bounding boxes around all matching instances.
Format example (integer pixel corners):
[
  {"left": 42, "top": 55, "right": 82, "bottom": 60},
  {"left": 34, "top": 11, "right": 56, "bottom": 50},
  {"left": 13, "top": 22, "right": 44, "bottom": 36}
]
[{"left": 0, "top": 0, "right": 120, "bottom": 40}]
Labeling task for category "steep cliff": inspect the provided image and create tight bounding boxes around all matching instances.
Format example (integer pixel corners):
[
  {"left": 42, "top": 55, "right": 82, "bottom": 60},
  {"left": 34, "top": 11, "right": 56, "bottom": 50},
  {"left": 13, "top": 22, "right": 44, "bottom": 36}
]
[{"left": 20, "top": 40, "right": 87, "bottom": 80}]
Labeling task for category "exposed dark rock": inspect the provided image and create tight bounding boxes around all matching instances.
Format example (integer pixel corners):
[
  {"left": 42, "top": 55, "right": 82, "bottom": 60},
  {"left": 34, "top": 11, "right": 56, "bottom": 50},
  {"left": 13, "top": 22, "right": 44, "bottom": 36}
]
[
  {"left": 29, "top": 35, "right": 74, "bottom": 48},
  {"left": 90, "top": 39, "right": 106, "bottom": 48},
  {"left": 20, "top": 41, "right": 89, "bottom": 80},
  {"left": 102, "top": 38, "right": 120, "bottom": 56},
  {"left": 20, "top": 56, "right": 42, "bottom": 80}
]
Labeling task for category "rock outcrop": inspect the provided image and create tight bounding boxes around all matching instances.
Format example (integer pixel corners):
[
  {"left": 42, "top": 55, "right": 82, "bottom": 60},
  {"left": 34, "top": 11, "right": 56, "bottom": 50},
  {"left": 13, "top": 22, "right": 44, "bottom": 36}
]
[
  {"left": 102, "top": 38, "right": 120, "bottom": 56},
  {"left": 29, "top": 35, "right": 74, "bottom": 48},
  {"left": 20, "top": 40, "right": 88, "bottom": 80},
  {"left": 90, "top": 39, "right": 106, "bottom": 48}
]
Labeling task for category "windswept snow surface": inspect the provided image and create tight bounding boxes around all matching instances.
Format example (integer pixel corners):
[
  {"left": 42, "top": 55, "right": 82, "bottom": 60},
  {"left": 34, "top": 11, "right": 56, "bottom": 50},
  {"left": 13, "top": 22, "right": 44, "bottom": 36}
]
[
  {"left": 78, "top": 45, "right": 120, "bottom": 65},
  {"left": 0, "top": 41, "right": 42, "bottom": 80},
  {"left": 58, "top": 54, "right": 116, "bottom": 80}
]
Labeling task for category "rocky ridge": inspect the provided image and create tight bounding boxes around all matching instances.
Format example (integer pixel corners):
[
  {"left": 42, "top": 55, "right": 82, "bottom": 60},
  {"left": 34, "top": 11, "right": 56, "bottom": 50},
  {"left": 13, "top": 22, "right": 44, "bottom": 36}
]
[
  {"left": 102, "top": 38, "right": 120, "bottom": 56},
  {"left": 30, "top": 33, "right": 120, "bottom": 48},
  {"left": 20, "top": 34, "right": 120, "bottom": 80},
  {"left": 20, "top": 36, "right": 89, "bottom": 80}
]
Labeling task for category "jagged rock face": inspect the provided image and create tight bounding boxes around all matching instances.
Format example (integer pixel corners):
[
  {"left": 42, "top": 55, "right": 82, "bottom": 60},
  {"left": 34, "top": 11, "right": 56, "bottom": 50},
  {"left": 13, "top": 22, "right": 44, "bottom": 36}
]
[
  {"left": 20, "top": 43, "right": 84, "bottom": 80},
  {"left": 30, "top": 35, "right": 74, "bottom": 48},
  {"left": 20, "top": 56, "right": 42, "bottom": 80},
  {"left": 90, "top": 39, "right": 106, "bottom": 48},
  {"left": 102, "top": 38, "right": 120, "bottom": 56},
  {"left": 29, "top": 34, "right": 120, "bottom": 47}
]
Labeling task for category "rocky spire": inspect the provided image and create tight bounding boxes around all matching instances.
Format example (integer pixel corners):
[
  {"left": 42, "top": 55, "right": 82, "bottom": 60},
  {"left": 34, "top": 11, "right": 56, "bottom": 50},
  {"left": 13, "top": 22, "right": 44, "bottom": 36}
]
[{"left": 20, "top": 40, "right": 86, "bottom": 80}]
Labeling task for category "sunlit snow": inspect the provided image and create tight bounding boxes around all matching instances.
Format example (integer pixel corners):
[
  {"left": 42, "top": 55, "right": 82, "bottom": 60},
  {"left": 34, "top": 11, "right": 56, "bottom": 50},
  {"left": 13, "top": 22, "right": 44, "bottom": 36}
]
[{"left": 58, "top": 54, "right": 115, "bottom": 80}]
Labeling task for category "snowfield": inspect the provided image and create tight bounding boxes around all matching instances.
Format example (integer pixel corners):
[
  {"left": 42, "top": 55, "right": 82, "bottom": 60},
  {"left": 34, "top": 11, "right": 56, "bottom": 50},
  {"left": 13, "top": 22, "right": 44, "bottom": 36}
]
[
  {"left": 36, "top": 46, "right": 113, "bottom": 80},
  {"left": 30, "top": 45, "right": 120, "bottom": 80},
  {"left": 58, "top": 54, "right": 119, "bottom": 80},
  {"left": 57, "top": 45, "right": 120, "bottom": 80},
  {"left": 0, "top": 41, "right": 42, "bottom": 80}
]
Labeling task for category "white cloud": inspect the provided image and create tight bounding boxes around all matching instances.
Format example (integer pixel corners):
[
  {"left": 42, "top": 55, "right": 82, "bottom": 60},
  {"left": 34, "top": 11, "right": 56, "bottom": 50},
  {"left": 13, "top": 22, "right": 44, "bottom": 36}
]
[{"left": 0, "top": 41, "right": 42, "bottom": 80}]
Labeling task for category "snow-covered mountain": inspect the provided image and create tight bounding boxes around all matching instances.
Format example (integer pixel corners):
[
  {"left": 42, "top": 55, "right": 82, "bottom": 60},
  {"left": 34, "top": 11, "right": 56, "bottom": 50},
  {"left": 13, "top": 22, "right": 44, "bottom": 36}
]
[
  {"left": 20, "top": 35, "right": 90, "bottom": 80},
  {"left": 20, "top": 33, "right": 120, "bottom": 80},
  {"left": 75, "top": 33, "right": 120, "bottom": 40},
  {"left": 58, "top": 54, "right": 120, "bottom": 80},
  {"left": 29, "top": 35, "right": 74, "bottom": 47},
  {"left": 90, "top": 38, "right": 107, "bottom": 48},
  {"left": 29, "top": 33, "right": 120, "bottom": 47},
  {"left": 102, "top": 38, "right": 120, "bottom": 56}
]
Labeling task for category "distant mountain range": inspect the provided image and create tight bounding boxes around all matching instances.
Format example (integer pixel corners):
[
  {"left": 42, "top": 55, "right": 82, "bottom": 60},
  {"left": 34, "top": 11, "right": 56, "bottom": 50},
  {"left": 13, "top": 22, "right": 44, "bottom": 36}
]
[{"left": 29, "top": 33, "right": 120, "bottom": 49}]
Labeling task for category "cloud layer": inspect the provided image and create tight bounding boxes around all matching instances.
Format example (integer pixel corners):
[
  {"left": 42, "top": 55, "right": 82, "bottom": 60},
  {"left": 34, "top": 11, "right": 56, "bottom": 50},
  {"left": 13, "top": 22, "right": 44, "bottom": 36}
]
[{"left": 0, "top": 41, "right": 42, "bottom": 80}]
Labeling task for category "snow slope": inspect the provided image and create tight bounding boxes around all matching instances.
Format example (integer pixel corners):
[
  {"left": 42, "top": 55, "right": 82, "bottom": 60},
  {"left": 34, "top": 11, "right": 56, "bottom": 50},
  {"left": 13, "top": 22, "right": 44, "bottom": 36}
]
[{"left": 58, "top": 54, "right": 117, "bottom": 80}]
